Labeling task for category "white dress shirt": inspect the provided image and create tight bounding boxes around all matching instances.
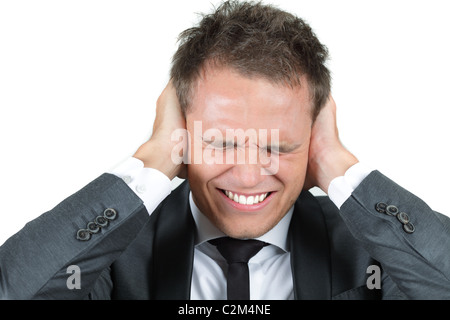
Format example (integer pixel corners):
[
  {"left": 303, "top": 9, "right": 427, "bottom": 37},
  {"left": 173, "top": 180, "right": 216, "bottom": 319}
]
[{"left": 110, "top": 157, "right": 373, "bottom": 299}]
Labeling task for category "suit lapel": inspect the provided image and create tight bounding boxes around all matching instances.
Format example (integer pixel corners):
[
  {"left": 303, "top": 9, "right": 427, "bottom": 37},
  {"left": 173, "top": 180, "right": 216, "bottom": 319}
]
[
  {"left": 289, "top": 191, "right": 332, "bottom": 299},
  {"left": 151, "top": 181, "right": 195, "bottom": 299},
  {"left": 150, "top": 183, "right": 332, "bottom": 300}
]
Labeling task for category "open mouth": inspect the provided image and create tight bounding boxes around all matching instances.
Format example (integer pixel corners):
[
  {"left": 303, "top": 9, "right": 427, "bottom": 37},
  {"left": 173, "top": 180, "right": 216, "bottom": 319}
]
[{"left": 220, "top": 189, "right": 273, "bottom": 205}]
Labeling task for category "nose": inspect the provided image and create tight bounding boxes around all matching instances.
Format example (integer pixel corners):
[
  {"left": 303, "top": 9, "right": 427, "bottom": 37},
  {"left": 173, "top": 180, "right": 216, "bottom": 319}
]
[
  {"left": 228, "top": 146, "right": 266, "bottom": 188},
  {"left": 229, "top": 162, "right": 266, "bottom": 189}
]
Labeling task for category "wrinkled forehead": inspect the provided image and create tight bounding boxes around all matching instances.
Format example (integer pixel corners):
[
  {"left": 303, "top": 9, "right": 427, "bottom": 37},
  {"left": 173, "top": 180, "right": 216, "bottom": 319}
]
[
  {"left": 187, "top": 66, "right": 313, "bottom": 123},
  {"left": 186, "top": 66, "right": 313, "bottom": 144}
]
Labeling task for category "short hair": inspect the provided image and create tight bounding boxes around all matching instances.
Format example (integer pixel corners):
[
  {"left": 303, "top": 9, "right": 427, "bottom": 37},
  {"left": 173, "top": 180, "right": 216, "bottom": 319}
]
[{"left": 170, "top": 0, "right": 331, "bottom": 120}]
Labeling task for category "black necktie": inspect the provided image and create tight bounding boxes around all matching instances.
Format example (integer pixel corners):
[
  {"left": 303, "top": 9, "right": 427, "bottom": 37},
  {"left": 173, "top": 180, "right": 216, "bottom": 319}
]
[{"left": 209, "top": 237, "right": 267, "bottom": 300}]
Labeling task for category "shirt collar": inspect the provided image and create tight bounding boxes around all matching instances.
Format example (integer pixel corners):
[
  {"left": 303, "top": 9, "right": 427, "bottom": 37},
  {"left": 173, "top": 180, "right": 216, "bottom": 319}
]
[{"left": 189, "top": 192, "right": 293, "bottom": 252}]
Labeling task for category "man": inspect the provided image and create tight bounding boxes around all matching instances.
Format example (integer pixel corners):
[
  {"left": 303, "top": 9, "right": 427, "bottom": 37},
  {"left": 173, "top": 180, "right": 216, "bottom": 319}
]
[{"left": 0, "top": 0, "right": 449, "bottom": 300}]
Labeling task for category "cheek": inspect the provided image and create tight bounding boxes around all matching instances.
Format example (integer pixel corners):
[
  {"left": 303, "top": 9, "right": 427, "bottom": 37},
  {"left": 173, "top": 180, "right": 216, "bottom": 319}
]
[
  {"left": 187, "top": 164, "right": 208, "bottom": 188},
  {"left": 277, "top": 153, "right": 309, "bottom": 190},
  {"left": 187, "top": 162, "right": 228, "bottom": 190}
]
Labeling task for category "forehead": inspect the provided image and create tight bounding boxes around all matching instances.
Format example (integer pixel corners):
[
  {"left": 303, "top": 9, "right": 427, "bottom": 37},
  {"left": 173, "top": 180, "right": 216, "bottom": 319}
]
[{"left": 187, "top": 67, "right": 313, "bottom": 135}]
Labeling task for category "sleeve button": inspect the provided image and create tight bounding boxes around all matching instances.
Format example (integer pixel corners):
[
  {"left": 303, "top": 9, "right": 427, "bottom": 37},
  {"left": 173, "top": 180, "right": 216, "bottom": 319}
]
[
  {"left": 136, "top": 184, "right": 146, "bottom": 194},
  {"left": 403, "top": 222, "right": 415, "bottom": 234},
  {"left": 76, "top": 229, "right": 91, "bottom": 241},
  {"left": 104, "top": 208, "right": 117, "bottom": 220},
  {"left": 95, "top": 216, "right": 109, "bottom": 227},
  {"left": 385, "top": 205, "right": 399, "bottom": 216},
  {"left": 396, "top": 212, "right": 410, "bottom": 224},
  {"left": 87, "top": 221, "right": 100, "bottom": 233},
  {"left": 375, "top": 202, "right": 388, "bottom": 214},
  {"left": 122, "top": 175, "right": 132, "bottom": 184}
]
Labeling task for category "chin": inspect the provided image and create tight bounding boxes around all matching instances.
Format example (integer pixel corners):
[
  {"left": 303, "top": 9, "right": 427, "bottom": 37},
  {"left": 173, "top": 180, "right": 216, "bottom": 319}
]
[
  {"left": 223, "top": 228, "right": 269, "bottom": 240},
  {"left": 214, "top": 215, "right": 279, "bottom": 239}
]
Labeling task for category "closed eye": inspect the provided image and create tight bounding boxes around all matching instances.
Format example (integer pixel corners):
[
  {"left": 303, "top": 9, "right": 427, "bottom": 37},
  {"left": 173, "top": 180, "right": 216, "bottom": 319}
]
[
  {"left": 260, "top": 145, "right": 279, "bottom": 155},
  {"left": 259, "top": 143, "right": 302, "bottom": 154},
  {"left": 203, "top": 139, "right": 236, "bottom": 149}
]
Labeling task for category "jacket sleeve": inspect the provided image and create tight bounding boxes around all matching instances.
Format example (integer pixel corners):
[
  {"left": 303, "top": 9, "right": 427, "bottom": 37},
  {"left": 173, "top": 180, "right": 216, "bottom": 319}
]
[
  {"left": 0, "top": 173, "right": 150, "bottom": 299},
  {"left": 339, "top": 170, "right": 450, "bottom": 299}
]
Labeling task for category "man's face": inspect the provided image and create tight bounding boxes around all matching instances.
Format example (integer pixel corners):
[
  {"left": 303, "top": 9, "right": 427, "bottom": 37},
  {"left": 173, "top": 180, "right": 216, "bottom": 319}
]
[{"left": 186, "top": 67, "right": 313, "bottom": 239}]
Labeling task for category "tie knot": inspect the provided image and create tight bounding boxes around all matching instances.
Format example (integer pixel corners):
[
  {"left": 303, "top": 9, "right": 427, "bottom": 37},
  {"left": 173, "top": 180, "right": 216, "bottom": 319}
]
[{"left": 209, "top": 237, "right": 267, "bottom": 264}]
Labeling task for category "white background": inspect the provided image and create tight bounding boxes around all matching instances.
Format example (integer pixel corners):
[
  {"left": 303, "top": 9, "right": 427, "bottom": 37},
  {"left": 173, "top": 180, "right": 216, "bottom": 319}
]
[{"left": 1, "top": 0, "right": 449, "bottom": 245}]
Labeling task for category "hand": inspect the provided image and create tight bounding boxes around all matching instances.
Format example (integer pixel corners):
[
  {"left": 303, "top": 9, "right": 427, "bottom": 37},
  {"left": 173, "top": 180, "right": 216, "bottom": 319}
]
[
  {"left": 133, "top": 81, "right": 188, "bottom": 180},
  {"left": 304, "top": 95, "right": 359, "bottom": 193}
]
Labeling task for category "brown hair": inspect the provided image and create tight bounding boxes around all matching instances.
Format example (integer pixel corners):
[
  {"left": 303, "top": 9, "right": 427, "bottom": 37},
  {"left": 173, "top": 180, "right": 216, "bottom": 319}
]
[{"left": 170, "top": 0, "right": 331, "bottom": 120}]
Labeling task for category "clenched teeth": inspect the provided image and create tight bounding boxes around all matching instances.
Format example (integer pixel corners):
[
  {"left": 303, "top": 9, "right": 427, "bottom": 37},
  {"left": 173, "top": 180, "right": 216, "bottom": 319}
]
[{"left": 224, "top": 190, "right": 269, "bottom": 205}]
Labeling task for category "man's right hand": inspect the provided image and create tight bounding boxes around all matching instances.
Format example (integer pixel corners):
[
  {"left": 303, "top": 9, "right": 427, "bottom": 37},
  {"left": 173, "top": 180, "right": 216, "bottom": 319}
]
[{"left": 133, "top": 81, "right": 187, "bottom": 180}]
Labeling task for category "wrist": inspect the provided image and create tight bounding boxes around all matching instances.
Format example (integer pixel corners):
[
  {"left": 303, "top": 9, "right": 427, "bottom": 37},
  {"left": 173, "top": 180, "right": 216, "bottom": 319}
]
[
  {"left": 133, "top": 140, "right": 182, "bottom": 180},
  {"left": 314, "top": 148, "right": 359, "bottom": 193}
]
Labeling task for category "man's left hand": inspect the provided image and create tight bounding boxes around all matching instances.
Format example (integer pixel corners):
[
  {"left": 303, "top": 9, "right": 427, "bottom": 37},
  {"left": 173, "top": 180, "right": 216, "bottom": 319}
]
[{"left": 304, "top": 95, "right": 359, "bottom": 193}]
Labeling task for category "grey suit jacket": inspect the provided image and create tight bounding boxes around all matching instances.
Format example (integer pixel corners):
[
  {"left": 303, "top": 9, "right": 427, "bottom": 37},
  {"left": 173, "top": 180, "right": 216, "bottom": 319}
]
[{"left": 1, "top": 171, "right": 449, "bottom": 299}]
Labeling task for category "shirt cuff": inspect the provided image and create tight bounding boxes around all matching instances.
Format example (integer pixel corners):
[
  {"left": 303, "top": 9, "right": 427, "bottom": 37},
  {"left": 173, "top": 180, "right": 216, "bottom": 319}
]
[
  {"left": 328, "top": 162, "right": 375, "bottom": 209},
  {"left": 108, "top": 157, "right": 172, "bottom": 215}
]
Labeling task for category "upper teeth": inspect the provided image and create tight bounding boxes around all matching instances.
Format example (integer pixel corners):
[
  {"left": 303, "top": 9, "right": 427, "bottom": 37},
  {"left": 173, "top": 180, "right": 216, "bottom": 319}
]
[{"left": 224, "top": 190, "right": 269, "bottom": 205}]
